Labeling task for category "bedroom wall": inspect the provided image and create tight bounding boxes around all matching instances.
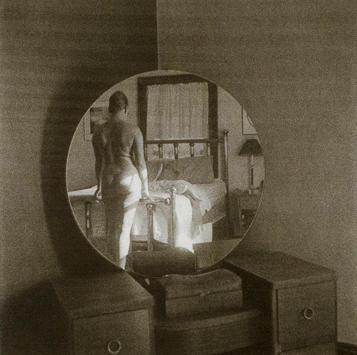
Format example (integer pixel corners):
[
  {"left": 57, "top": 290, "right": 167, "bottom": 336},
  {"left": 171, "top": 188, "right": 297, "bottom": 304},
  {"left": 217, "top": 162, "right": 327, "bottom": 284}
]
[
  {"left": 66, "top": 109, "right": 98, "bottom": 191},
  {"left": 217, "top": 88, "right": 265, "bottom": 192},
  {"left": 157, "top": 0, "right": 357, "bottom": 345},
  {"left": 0, "top": 0, "right": 158, "bottom": 352}
]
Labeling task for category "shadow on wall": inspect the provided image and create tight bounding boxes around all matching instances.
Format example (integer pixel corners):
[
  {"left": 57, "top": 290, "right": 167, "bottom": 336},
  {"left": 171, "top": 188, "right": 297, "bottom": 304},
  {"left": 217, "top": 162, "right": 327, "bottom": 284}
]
[
  {"left": 1, "top": 0, "right": 159, "bottom": 352},
  {"left": 1, "top": 281, "right": 66, "bottom": 355},
  {"left": 40, "top": 65, "right": 118, "bottom": 275}
]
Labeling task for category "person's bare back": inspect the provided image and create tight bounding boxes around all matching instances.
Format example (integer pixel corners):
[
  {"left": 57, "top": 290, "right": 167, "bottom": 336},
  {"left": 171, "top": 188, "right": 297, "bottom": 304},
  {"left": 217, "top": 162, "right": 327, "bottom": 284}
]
[
  {"left": 91, "top": 90, "right": 149, "bottom": 267},
  {"left": 107, "top": 119, "right": 138, "bottom": 158}
]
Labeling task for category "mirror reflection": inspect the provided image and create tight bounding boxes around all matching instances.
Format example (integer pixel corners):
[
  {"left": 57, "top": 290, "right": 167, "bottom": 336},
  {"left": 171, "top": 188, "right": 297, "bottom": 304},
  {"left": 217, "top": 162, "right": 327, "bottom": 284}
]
[{"left": 66, "top": 70, "right": 265, "bottom": 274}]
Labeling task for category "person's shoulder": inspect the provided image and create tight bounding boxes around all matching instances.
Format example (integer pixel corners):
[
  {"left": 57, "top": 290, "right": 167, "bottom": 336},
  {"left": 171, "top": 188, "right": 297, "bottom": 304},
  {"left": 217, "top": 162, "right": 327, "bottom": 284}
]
[
  {"left": 132, "top": 124, "right": 143, "bottom": 138},
  {"left": 119, "top": 119, "right": 136, "bottom": 128},
  {"left": 120, "top": 120, "right": 141, "bottom": 135}
]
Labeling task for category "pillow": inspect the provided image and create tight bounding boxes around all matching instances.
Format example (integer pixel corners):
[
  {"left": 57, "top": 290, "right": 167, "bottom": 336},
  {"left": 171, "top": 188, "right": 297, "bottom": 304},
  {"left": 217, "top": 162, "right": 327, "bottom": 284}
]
[
  {"left": 159, "top": 159, "right": 181, "bottom": 180},
  {"left": 160, "top": 156, "right": 215, "bottom": 184},
  {"left": 146, "top": 160, "right": 163, "bottom": 182}
]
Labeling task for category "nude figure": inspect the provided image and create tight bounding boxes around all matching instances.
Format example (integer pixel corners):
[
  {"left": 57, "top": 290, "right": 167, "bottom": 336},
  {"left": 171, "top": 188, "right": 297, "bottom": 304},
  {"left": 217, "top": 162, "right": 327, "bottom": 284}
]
[{"left": 92, "top": 91, "right": 150, "bottom": 268}]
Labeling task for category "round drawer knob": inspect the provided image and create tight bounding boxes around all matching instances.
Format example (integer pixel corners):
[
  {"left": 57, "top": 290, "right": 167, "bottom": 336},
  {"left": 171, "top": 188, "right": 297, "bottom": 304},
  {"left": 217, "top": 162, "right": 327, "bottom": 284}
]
[
  {"left": 302, "top": 307, "right": 314, "bottom": 320},
  {"left": 107, "top": 339, "right": 122, "bottom": 354}
]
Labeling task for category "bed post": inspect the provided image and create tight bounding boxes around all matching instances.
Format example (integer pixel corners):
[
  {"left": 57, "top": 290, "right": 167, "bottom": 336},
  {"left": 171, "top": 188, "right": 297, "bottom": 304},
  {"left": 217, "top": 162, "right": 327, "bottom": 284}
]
[
  {"left": 144, "top": 143, "right": 148, "bottom": 161},
  {"left": 223, "top": 130, "right": 231, "bottom": 232},
  {"left": 145, "top": 202, "right": 155, "bottom": 251},
  {"left": 169, "top": 186, "right": 177, "bottom": 247}
]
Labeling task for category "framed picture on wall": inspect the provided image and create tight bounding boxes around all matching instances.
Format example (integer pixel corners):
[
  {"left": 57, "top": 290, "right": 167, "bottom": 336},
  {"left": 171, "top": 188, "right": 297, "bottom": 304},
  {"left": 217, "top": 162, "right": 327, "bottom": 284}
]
[
  {"left": 84, "top": 107, "right": 107, "bottom": 141},
  {"left": 242, "top": 107, "right": 257, "bottom": 135}
]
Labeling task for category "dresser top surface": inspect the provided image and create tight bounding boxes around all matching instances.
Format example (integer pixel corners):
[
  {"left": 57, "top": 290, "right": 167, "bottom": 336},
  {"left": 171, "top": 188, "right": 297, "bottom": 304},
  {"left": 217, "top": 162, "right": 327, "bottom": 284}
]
[
  {"left": 52, "top": 271, "right": 153, "bottom": 319},
  {"left": 225, "top": 250, "right": 335, "bottom": 289}
]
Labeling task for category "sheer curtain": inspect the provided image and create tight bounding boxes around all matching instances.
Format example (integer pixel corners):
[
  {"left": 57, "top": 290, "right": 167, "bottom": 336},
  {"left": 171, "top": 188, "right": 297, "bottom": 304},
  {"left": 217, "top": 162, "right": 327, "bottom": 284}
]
[{"left": 147, "top": 82, "right": 209, "bottom": 140}]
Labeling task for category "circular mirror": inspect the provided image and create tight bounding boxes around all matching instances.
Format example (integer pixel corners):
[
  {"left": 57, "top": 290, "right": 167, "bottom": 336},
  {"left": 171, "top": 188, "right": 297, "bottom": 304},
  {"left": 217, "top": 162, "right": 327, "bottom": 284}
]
[{"left": 66, "top": 70, "right": 265, "bottom": 276}]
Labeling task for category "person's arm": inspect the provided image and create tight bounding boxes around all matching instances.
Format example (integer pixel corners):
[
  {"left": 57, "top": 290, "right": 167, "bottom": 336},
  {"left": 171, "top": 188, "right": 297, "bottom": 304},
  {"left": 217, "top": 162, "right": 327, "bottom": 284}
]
[
  {"left": 92, "top": 130, "right": 105, "bottom": 201},
  {"left": 133, "top": 128, "right": 150, "bottom": 199}
]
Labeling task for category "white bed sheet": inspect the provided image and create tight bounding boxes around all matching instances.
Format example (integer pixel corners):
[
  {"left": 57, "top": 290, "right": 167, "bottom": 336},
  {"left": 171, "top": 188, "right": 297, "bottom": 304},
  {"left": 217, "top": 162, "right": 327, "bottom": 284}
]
[
  {"left": 190, "top": 178, "right": 227, "bottom": 211},
  {"left": 67, "top": 179, "right": 226, "bottom": 207},
  {"left": 131, "top": 179, "right": 226, "bottom": 250}
]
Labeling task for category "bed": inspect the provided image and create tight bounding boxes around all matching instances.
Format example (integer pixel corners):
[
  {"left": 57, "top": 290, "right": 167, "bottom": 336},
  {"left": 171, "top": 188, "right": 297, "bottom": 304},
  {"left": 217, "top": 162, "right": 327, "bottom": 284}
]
[{"left": 68, "top": 132, "right": 230, "bottom": 254}]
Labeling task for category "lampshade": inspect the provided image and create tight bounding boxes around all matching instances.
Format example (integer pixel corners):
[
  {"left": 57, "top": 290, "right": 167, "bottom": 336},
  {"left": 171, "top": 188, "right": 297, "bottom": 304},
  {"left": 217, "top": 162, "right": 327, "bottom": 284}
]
[{"left": 238, "top": 139, "right": 262, "bottom": 156}]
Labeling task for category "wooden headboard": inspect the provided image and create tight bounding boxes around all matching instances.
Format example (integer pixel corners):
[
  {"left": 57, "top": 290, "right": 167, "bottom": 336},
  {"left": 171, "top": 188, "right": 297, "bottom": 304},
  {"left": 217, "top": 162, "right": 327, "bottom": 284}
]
[{"left": 143, "top": 135, "right": 229, "bottom": 190}]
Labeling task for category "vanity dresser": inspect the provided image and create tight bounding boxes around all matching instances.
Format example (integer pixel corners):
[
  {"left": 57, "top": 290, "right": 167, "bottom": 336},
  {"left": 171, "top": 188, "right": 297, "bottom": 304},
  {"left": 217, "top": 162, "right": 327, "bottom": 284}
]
[
  {"left": 225, "top": 250, "right": 337, "bottom": 354},
  {"left": 52, "top": 272, "right": 155, "bottom": 355},
  {"left": 52, "top": 250, "right": 338, "bottom": 355}
]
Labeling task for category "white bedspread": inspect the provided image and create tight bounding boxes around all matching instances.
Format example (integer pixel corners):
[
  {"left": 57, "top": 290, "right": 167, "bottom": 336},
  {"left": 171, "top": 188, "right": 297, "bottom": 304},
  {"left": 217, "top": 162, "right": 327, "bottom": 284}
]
[
  {"left": 193, "top": 179, "right": 227, "bottom": 206},
  {"left": 132, "top": 179, "right": 214, "bottom": 251}
]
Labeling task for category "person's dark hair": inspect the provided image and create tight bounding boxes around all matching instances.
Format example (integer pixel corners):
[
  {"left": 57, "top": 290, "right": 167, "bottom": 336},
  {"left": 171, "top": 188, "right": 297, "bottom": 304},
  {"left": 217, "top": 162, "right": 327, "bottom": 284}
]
[{"left": 108, "top": 91, "right": 128, "bottom": 114}]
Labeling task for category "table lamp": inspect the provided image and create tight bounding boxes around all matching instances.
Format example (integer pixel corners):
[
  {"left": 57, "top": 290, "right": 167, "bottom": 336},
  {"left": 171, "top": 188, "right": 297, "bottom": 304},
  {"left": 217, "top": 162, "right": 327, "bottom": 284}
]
[{"left": 238, "top": 139, "right": 262, "bottom": 194}]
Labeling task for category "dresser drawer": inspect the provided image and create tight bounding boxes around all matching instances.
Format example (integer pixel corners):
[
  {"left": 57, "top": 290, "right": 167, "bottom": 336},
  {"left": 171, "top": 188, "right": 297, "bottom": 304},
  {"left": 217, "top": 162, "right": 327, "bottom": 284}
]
[
  {"left": 277, "top": 281, "right": 336, "bottom": 351},
  {"left": 72, "top": 309, "right": 152, "bottom": 355}
]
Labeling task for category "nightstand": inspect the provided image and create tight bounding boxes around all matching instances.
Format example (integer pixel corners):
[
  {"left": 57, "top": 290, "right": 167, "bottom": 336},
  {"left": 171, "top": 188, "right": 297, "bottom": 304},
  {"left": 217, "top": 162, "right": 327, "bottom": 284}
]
[
  {"left": 231, "top": 189, "right": 261, "bottom": 236},
  {"left": 225, "top": 250, "right": 337, "bottom": 354},
  {"left": 52, "top": 272, "right": 155, "bottom": 355}
]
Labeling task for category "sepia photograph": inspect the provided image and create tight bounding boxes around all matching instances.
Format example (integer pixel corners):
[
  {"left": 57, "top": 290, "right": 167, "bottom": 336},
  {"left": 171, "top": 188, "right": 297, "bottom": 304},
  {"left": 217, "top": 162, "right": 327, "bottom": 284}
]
[{"left": 1, "top": 0, "right": 356, "bottom": 354}]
